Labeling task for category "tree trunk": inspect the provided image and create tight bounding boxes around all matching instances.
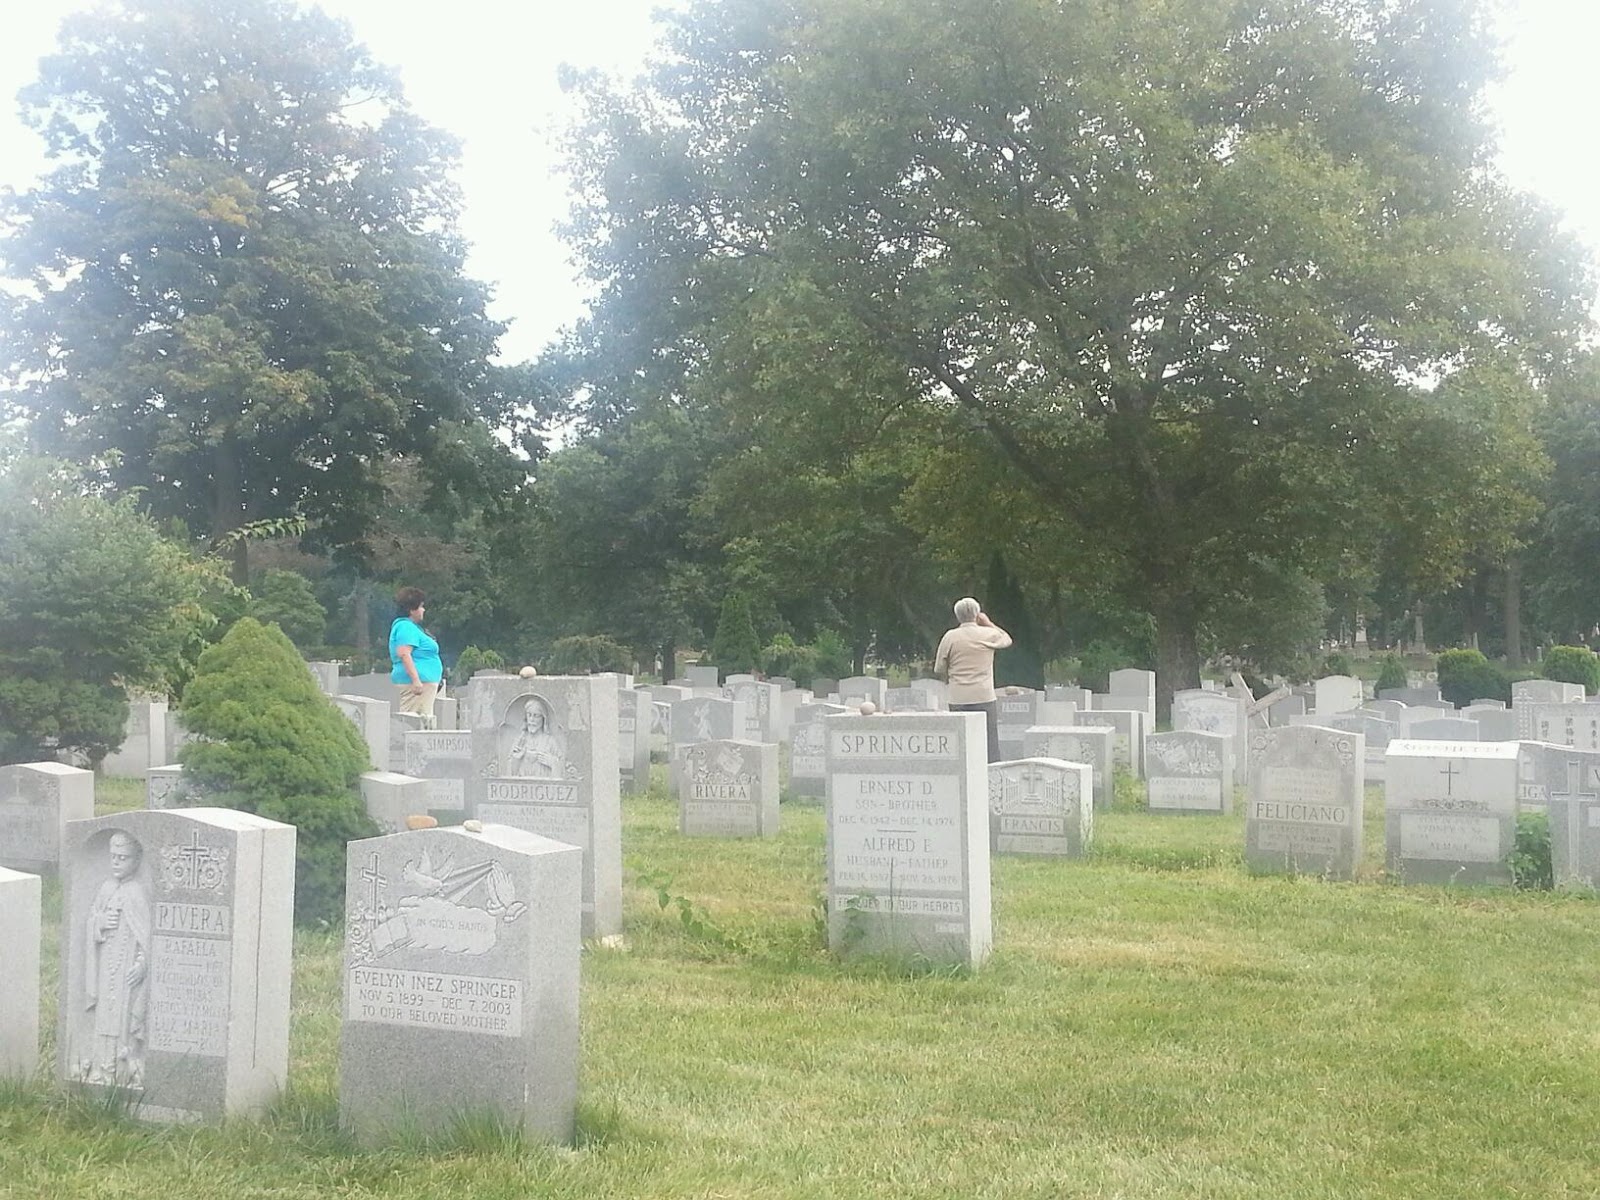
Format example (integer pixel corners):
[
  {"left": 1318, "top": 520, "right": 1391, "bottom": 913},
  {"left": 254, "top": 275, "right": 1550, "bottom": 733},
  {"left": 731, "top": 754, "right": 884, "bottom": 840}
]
[
  {"left": 659, "top": 638, "right": 676, "bottom": 683},
  {"left": 212, "top": 434, "right": 248, "bottom": 585},
  {"left": 1504, "top": 556, "right": 1524, "bottom": 667},
  {"left": 353, "top": 585, "right": 371, "bottom": 664},
  {"left": 1151, "top": 600, "right": 1201, "bottom": 725}
]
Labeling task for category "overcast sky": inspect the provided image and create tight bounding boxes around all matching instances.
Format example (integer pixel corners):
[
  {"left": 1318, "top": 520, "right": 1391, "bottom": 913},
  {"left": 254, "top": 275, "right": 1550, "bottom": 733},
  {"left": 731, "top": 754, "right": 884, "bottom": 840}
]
[{"left": 2, "top": 0, "right": 1597, "bottom": 364}]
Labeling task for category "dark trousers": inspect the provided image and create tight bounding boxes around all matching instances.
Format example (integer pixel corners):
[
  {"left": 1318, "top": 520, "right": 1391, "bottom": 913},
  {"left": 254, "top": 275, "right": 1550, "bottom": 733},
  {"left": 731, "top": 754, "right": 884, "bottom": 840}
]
[{"left": 950, "top": 700, "right": 999, "bottom": 763}]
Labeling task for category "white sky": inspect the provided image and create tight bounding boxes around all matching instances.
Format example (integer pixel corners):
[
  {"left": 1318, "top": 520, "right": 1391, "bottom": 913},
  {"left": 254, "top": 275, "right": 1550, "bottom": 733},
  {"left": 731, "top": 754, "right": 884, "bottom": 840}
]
[{"left": 1, "top": 0, "right": 1596, "bottom": 364}]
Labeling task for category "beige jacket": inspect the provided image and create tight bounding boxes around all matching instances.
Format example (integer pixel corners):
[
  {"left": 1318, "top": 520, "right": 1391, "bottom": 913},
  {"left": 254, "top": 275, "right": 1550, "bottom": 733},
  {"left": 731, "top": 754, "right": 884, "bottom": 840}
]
[{"left": 934, "top": 621, "right": 1013, "bottom": 704}]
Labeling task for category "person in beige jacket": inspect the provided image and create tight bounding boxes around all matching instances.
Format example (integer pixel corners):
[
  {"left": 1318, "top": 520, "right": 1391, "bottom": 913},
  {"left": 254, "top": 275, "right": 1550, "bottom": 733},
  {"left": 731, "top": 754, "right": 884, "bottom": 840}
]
[{"left": 933, "top": 597, "right": 1012, "bottom": 761}]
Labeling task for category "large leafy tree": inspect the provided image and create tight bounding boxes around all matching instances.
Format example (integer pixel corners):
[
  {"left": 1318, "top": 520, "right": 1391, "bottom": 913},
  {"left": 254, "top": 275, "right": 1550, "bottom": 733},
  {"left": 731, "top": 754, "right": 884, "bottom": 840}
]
[
  {"left": 2, "top": 0, "right": 535, "bottom": 582},
  {"left": 561, "top": 0, "right": 1591, "bottom": 714}
]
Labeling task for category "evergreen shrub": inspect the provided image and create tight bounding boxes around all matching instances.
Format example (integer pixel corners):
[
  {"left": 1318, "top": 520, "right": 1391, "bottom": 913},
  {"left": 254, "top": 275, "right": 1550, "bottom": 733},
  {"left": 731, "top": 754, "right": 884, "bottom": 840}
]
[
  {"left": 1435, "top": 648, "right": 1508, "bottom": 707},
  {"left": 1541, "top": 645, "right": 1600, "bottom": 694},
  {"left": 452, "top": 644, "right": 507, "bottom": 687},
  {"left": 179, "top": 618, "right": 376, "bottom": 924},
  {"left": 710, "top": 593, "right": 761, "bottom": 675},
  {"left": 761, "top": 634, "right": 819, "bottom": 687},
  {"left": 245, "top": 569, "right": 327, "bottom": 650},
  {"left": 1375, "top": 654, "right": 1408, "bottom": 692},
  {"left": 809, "top": 629, "right": 854, "bottom": 679}
]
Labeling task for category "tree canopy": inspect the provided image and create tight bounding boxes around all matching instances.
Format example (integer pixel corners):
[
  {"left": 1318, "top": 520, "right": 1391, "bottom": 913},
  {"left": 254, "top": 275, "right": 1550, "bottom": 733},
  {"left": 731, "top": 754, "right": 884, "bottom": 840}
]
[
  {"left": 2, "top": 0, "right": 539, "bottom": 582},
  {"left": 558, "top": 0, "right": 1593, "bottom": 710}
]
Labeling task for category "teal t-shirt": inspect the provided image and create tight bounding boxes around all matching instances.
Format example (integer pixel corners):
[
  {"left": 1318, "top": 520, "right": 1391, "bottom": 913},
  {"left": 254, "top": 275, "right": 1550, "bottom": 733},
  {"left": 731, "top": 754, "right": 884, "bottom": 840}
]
[{"left": 389, "top": 617, "right": 443, "bottom": 684}]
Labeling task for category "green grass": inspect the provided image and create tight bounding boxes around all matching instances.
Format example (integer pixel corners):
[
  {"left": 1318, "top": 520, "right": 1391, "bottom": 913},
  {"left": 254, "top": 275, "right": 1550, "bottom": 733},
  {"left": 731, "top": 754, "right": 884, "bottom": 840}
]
[{"left": 4, "top": 773, "right": 1599, "bottom": 1198}]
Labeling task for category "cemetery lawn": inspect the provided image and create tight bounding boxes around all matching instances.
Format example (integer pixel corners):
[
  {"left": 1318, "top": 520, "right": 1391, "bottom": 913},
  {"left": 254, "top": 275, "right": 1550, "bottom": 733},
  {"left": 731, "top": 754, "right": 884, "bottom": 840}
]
[{"left": 4, "top": 779, "right": 1598, "bottom": 1199}]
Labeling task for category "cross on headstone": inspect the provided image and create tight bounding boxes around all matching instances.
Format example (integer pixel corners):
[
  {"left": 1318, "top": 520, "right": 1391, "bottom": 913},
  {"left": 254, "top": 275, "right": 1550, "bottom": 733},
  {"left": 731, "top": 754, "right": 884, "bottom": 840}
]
[
  {"left": 1438, "top": 761, "right": 1460, "bottom": 796},
  {"left": 176, "top": 829, "right": 208, "bottom": 886},
  {"left": 1551, "top": 759, "right": 1600, "bottom": 885},
  {"left": 361, "top": 851, "right": 387, "bottom": 915},
  {"left": 1019, "top": 764, "right": 1049, "bottom": 796}
]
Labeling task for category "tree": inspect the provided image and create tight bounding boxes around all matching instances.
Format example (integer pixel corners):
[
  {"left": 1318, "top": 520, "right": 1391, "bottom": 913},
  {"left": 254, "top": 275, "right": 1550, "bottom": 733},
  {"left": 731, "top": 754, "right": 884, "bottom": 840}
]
[
  {"left": 561, "top": 0, "right": 1592, "bottom": 717},
  {"left": 710, "top": 592, "right": 761, "bottom": 675},
  {"left": 180, "top": 617, "right": 374, "bottom": 923},
  {"left": 0, "top": 458, "right": 220, "bottom": 765},
  {"left": 246, "top": 568, "right": 327, "bottom": 651},
  {"left": 2, "top": 0, "right": 538, "bottom": 583}
]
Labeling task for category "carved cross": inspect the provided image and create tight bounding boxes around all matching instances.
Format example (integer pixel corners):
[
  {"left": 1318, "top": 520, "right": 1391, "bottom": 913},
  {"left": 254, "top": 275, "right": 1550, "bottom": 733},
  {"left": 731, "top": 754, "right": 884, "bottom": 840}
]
[
  {"left": 1551, "top": 759, "right": 1600, "bottom": 885},
  {"left": 361, "top": 852, "right": 387, "bottom": 914}
]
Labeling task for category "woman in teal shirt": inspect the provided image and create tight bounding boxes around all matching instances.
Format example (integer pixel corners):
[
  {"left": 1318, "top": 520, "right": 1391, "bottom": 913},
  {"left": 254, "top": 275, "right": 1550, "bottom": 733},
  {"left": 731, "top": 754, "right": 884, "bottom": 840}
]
[{"left": 390, "top": 586, "right": 443, "bottom": 725}]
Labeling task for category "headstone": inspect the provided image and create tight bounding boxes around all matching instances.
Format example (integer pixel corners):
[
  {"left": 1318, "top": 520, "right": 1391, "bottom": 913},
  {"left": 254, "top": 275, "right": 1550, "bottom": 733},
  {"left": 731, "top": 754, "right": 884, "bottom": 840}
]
[
  {"left": 465, "top": 674, "right": 622, "bottom": 940},
  {"left": 1396, "top": 704, "right": 1456, "bottom": 735},
  {"left": 1271, "top": 692, "right": 1308, "bottom": 725},
  {"left": 617, "top": 688, "right": 654, "bottom": 795},
  {"left": 1, "top": 763, "right": 95, "bottom": 874},
  {"left": 338, "top": 672, "right": 397, "bottom": 703},
  {"left": 403, "top": 730, "right": 475, "bottom": 819},
  {"left": 788, "top": 702, "right": 848, "bottom": 798},
  {"left": 1022, "top": 725, "right": 1114, "bottom": 810},
  {"left": 388, "top": 712, "right": 426, "bottom": 774},
  {"left": 1470, "top": 707, "right": 1519, "bottom": 742},
  {"left": 1245, "top": 725, "right": 1365, "bottom": 879},
  {"left": 649, "top": 702, "right": 672, "bottom": 755},
  {"left": 145, "top": 765, "right": 193, "bottom": 810},
  {"left": 1071, "top": 707, "right": 1146, "bottom": 777},
  {"left": 1145, "top": 731, "right": 1233, "bottom": 814},
  {"left": 988, "top": 758, "right": 1092, "bottom": 856},
  {"left": 1519, "top": 701, "right": 1600, "bottom": 750},
  {"left": 811, "top": 678, "right": 839, "bottom": 703},
  {"left": 1366, "top": 699, "right": 1406, "bottom": 725},
  {"left": 102, "top": 698, "right": 169, "bottom": 778},
  {"left": 910, "top": 679, "right": 948, "bottom": 708},
  {"left": 769, "top": 676, "right": 797, "bottom": 691},
  {"left": 306, "top": 660, "right": 341, "bottom": 695},
  {"left": 1045, "top": 685, "right": 1091, "bottom": 710},
  {"left": 163, "top": 712, "right": 197, "bottom": 765},
  {"left": 1519, "top": 744, "right": 1600, "bottom": 887},
  {"left": 1379, "top": 686, "right": 1445, "bottom": 707},
  {"left": 1107, "top": 668, "right": 1157, "bottom": 723},
  {"left": 59, "top": 808, "right": 295, "bottom": 1121},
  {"left": 885, "top": 687, "right": 944, "bottom": 713},
  {"left": 824, "top": 712, "right": 991, "bottom": 967},
  {"left": 684, "top": 664, "right": 720, "bottom": 689},
  {"left": 1513, "top": 680, "right": 1585, "bottom": 707},
  {"left": 724, "top": 679, "right": 782, "bottom": 742},
  {"left": 1171, "top": 690, "right": 1248, "bottom": 774},
  {"left": 670, "top": 697, "right": 748, "bottom": 790},
  {"left": 340, "top": 824, "right": 580, "bottom": 1143},
  {"left": 435, "top": 694, "right": 461, "bottom": 732},
  {"left": 1324, "top": 713, "right": 1396, "bottom": 783},
  {"left": 838, "top": 676, "right": 889, "bottom": 710},
  {"left": 336, "top": 694, "right": 391, "bottom": 772},
  {"left": 1407, "top": 717, "right": 1481, "bottom": 742},
  {"left": 358, "top": 771, "right": 434, "bottom": 834},
  {"left": 678, "top": 739, "right": 779, "bottom": 837},
  {"left": 1469, "top": 698, "right": 1507, "bottom": 709},
  {"left": 0, "top": 867, "right": 40, "bottom": 1079},
  {"left": 1384, "top": 740, "right": 1518, "bottom": 885},
  {"left": 1313, "top": 675, "right": 1364, "bottom": 716}
]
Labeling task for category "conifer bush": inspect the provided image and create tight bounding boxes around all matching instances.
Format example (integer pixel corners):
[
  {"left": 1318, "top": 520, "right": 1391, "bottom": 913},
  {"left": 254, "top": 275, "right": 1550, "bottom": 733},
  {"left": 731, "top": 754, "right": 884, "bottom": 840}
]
[
  {"left": 710, "top": 592, "right": 761, "bottom": 675},
  {"left": 179, "top": 618, "right": 375, "bottom": 924},
  {"left": 1435, "top": 648, "right": 1508, "bottom": 707},
  {"left": 1375, "top": 654, "right": 1408, "bottom": 692},
  {"left": 1541, "top": 645, "right": 1600, "bottom": 694}
]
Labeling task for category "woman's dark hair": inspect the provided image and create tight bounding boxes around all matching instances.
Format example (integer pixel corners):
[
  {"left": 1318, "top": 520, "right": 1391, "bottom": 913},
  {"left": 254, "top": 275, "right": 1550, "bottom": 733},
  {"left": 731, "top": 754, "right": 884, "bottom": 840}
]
[{"left": 395, "top": 586, "right": 426, "bottom": 616}]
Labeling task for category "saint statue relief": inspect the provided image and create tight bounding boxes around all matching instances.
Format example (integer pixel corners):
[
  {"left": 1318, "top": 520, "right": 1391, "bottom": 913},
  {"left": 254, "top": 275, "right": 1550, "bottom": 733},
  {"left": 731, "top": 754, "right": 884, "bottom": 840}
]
[
  {"left": 81, "top": 830, "right": 151, "bottom": 1086},
  {"left": 503, "top": 695, "right": 567, "bottom": 779}
]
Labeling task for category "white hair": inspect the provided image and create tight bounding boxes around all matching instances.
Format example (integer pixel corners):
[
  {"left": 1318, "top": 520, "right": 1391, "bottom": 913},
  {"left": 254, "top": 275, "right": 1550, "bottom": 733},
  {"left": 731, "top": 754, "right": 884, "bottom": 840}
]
[{"left": 953, "top": 597, "right": 981, "bottom": 623}]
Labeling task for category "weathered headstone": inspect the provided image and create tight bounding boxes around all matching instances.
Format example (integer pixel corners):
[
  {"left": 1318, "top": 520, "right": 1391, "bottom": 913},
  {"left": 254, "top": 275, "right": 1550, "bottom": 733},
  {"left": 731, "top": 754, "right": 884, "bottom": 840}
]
[
  {"left": 1518, "top": 744, "right": 1600, "bottom": 887},
  {"left": 1407, "top": 717, "right": 1481, "bottom": 742},
  {"left": 1245, "top": 725, "right": 1365, "bottom": 879},
  {"left": 1145, "top": 731, "right": 1233, "bottom": 813},
  {"left": 145, "top": 764, "right": 195, "bottom": 810},
  {"left": 678, "top": 739, "right": 779, "bottom": 837},
  {"left": 1071, "top": 707, "right": 1146, "bottom": 777},
  {"left": 1512, "top": 679, "right": 1585, "bottom": 707},
  {"left": 1022, "top": 725, "right": 1115, "bottom": 810},
  {"left": 388, "top": 711, "right": 426, "bottom": 774},
  {"left": 788, "top": 702, "right": 848, "bottom": 798},
  {"left": 724, "top": 679, "right": 782, "bottom": 742},
  {"left": 1469, "top": 706, "right": 1519, "bottom": 742},
  {"left": 649, "top": 701, "right": 672, "bottom": 754},
  {"left": 340, "top": 824, "right": 580, "bottom": 1143},
  {"left": 1171, "top": 690, "right": 1249, "bottom": 774},
  {"left": 335, "top": 694, "right": 391, "bottom": 772},
  {"left": 102, "top": 698, "right": 169, "bottom": 778},
  {"left": 1384, "top": 740, "right": 1518, "bottom": 885},
  {"left": 306, "top": 660, "right": 341, "bottom": 695},
  {"left": 1379, "top": 686, "right": 1445, "bottom": 707},
  {"left": 403, "top": 730, "right": 475, "bottom": 818},
  {"left": 1396, "top": 704, "right": 1456, "bottom": 736},
  {"left": 995, "top": 690, "right": 1044, "bottom": 762},
  {"left": 358, "top": 771, "right": 434, "bottom": 834},
  {"left": 824, "top": 712, "right": 991, "bottom": 966},
  {"left": 0, "top": 867, "right": 40, "bottom": 1079},
  {"left": 885, "top": 687, "right": 944, "bottom": 713},
  {"left": 1, "top": 763, "right": 95, "bottom": 874},
  {"left": 988, "top": 758, "right": 1092, "bottom": 856},
  {"left": 617, "top": 688, "right": 654, "bottom": 795},
  {"left": 1313, "top": 675, "right": 1365, "bottom": 717},
  {"left": 466, "top": 675, "right": 622, "bottom": 940},
  {"left": 838, "top": 676, "right": 889, "bottom": 710},
  {"left": 684, "top": 664, "right": 720, "bottom": 689},
  {"left": 1107, "top": 668, "right": 1157, "bottom": 724},
  {"left": 1366, "top": 699, "right": 1406, "bottom": 726},
  {"left": 1324, "top": 713, "right": 1397, "bottom": 783},
  {"left": 1045, "top": 685, "right": 1091, "bottom": 710},
  {"left": 59, "top": 808, "right": 295, "bottom": 1121}
]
